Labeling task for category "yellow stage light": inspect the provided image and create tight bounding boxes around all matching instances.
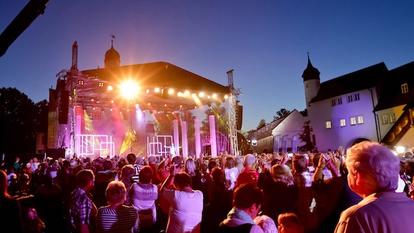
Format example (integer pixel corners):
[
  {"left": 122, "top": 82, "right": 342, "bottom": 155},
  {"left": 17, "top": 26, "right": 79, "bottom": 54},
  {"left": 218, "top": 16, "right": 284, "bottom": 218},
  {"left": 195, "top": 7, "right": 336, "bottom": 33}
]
[
  {"left": 154, "top": 87, "right": 161, "bottom": 93},
  {"left": 184, "top": 90, "right": 190, "bottom": 96},
  {"left": 119, "top": 79, "right": 140, "bottom": 100},
  {"left": 198, "top": 91, "right": 205, "bottom": 98},
  {"left": 107, "top": 85, "right": 113, "bottom": 91},
  {"left": 224, "top": 94, "right": 229, "bottom": 99},
  {"left": 168, "top": 88, "right": 175, "bottom": 95},
  {"left": 212, "top": 93, "right": 217, "bottom": 99}
]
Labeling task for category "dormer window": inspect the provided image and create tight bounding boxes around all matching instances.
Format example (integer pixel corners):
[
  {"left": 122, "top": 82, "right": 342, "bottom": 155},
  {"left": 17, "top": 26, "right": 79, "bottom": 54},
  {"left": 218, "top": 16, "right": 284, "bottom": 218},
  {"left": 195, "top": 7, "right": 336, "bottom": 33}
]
[{"left": 401, "top": 83, "right": 409, "bottom": 94}]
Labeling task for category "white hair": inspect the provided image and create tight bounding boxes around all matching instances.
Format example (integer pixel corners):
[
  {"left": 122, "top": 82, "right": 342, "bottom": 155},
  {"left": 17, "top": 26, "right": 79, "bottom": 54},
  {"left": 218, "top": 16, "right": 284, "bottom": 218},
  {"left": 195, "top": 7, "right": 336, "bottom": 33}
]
[
  {"left": 346, "top": 141, "right": 400, "bottom": 191},
  {"left": 244, "top": 154, "right": 256, "bottom": 167}
]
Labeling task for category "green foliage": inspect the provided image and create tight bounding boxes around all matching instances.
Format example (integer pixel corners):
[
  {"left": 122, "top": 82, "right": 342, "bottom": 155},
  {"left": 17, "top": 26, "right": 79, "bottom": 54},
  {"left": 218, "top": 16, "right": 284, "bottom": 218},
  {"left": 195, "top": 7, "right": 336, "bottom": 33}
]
[{"left": 0, "top": 88, "right": 48, "bottom": 156}]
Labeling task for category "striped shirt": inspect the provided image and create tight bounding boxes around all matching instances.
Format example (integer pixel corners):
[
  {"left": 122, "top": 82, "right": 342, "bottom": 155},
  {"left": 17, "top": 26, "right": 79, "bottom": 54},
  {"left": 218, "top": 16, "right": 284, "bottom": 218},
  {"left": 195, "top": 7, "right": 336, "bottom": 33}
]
[{"left": 97, "top": 205, "right": 138, "bottom": 233}]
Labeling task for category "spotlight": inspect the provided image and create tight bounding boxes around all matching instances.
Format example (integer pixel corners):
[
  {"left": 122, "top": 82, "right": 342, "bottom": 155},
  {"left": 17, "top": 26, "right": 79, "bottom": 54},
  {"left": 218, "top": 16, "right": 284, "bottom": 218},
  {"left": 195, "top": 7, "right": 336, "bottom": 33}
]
[
  {"left": 212, "top": 93, "right": 217, "bottom": 99},
  {"left": 198, "top": 92, "right": 205, "bottom": 98},
  {"left": 224, "top": 94, "right": 229, "bottom": 99},
  {"left": 119, "top": 80, "right": 140, "bottom": 100},
  {"left": 168, "top": 88, "right": 175, "bottom": 95},
  {"left": 184, "top": 90, "right": 190, "bottom": 96},
  {"left": 107, "top": 85, "right": 113, "bottom": 91},
  {"left": 396, "top": 146, "right": 405, "bottom": 154},
  {"left": 154, "top": 87, "right": 161, "bottom": 93}
]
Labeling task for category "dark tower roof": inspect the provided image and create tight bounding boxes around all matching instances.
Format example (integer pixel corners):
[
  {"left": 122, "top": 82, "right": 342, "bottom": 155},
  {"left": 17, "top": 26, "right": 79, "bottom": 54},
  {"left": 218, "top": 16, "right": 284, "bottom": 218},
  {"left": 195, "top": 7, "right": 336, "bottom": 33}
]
[
  {"left": 302, "top": 54, "right": 320, "bottom": 81},
  {"left": 104, "top": 40, "right": 120, "bottom": 69}
]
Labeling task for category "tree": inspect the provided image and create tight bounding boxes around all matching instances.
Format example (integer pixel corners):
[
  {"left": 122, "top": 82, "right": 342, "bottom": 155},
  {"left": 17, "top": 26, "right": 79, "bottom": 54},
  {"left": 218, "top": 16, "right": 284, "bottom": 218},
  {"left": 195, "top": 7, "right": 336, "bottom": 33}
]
[
  {"left": 274, "top": 108, "right": 291, "bottom": 120},
  {"left": 202, "top": 103, "right": 229, "bottom": 135},
  {"left": 298, "top": 120, "right": 315, "bottom": 152},
  {"left": 0, "top": 88, "right": 38, "bottom": 157},
  {"left": 257, "top": 119, "right": 266, "bottom": 129}
]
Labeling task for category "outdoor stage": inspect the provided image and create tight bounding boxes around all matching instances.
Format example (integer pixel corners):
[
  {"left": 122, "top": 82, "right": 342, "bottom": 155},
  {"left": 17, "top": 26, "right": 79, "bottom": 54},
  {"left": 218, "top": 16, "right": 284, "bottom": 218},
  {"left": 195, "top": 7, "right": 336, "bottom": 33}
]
[{"left": 47, "top": 41, "right": 241, "bottom": 159}]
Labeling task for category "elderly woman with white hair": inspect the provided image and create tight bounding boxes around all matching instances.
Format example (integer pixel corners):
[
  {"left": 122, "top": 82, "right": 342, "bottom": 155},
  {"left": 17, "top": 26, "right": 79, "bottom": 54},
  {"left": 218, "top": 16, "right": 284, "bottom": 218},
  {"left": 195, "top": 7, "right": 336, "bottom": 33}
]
[
  {"left": 97, "top": 181, "right": 138, "bottom": 233},
  {"left": 335, "top": 141, "right": 414, "bottom": 233}
]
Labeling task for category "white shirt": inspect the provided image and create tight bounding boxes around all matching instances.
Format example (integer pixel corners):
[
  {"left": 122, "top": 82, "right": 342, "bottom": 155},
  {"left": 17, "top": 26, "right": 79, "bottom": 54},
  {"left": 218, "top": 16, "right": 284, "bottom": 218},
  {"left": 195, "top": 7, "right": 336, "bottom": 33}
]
[
  {"left": 162, "top": 189, "right": 203, "bottom": 233},
  {"left": 225, "top": 167, "right": 239, "bottom": 190}
]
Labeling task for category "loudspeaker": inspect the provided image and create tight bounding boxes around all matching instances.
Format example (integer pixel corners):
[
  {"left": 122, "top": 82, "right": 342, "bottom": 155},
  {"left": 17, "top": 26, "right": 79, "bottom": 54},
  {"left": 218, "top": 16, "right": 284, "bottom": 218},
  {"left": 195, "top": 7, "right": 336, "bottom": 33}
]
[
  {"left": 58, "top": 90, "right": 69, "bottom": 124},
  {"left": 236, "top": 104, "right": 243, "bottom": 130}
]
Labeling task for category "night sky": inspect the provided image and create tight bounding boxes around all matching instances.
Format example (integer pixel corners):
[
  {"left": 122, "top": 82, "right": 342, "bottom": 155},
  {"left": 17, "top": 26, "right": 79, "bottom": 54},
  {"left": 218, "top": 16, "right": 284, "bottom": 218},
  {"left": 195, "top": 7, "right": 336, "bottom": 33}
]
[{"left": 1, "top": 0, "right": 414, "bottom": 130}]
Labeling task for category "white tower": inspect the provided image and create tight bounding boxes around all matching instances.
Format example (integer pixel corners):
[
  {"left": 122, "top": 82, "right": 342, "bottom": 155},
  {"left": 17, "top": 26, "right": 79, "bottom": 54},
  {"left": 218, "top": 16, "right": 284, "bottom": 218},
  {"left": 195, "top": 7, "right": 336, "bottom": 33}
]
[{"left": 302, "top": 54, "right": 320, "bottom": 107}]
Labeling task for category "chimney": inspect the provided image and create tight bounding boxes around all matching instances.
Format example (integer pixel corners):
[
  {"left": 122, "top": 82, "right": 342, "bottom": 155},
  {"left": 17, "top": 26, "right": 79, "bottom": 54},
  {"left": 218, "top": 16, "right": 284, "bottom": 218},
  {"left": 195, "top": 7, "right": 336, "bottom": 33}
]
[
  {"left": 71, "top": 41, "right": 78, "bottom": 71},
  {"left": 227, "top": 69, "right": 234, "bottom": 89}
]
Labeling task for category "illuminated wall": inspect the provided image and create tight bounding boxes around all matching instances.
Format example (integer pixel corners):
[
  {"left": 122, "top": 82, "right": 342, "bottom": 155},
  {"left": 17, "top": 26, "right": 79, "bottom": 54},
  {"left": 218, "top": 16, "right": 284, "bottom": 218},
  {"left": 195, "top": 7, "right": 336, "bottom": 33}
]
[{"left": 308, "top": 89, "right": 379, "bottom": 151}]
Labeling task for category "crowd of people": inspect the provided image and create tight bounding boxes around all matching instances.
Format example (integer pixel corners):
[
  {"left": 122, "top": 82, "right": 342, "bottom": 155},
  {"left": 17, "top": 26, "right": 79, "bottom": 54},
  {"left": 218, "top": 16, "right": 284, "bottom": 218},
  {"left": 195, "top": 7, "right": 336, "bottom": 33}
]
[{"left": 1, "top": 141, "right": 414, "bottom": 233}]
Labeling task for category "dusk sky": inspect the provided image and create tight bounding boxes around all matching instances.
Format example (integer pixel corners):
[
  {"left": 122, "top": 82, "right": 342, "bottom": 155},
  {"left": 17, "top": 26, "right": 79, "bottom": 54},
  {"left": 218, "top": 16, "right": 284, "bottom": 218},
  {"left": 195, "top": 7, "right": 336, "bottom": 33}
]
[{"left": 1, "top": 0, "right": 414, "bottom": 130}]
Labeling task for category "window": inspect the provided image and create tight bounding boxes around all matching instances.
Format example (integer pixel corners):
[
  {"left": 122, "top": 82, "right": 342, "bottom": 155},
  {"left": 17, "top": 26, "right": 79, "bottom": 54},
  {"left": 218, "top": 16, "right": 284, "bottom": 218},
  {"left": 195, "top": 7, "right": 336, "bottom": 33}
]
[
  {"left": 389, "top": 113, "right": 396, "bottom": 123},
  {"left": 337, "top": 97, "right": 343, "bottom": 105},
  {"left": 357, "top": 116, "right": 364, "bottom": 124},
  {"left": 354, "top": 93, "right": 360, "bottom": 101},
  {"left": 331, "top": 98, "right": 336, "bottom": 106},
  {"left": 78, "top": 80, "right": 84, "bottom": 85},
  {"left": 340, "top": 119, "right": 346, "bottom": 127},
  {"left": 401, "top": 83, "right": 409, "bottom": 94},
  {"left": 325, "top": 121, "right": 332, "bottom": 129},
  {"left": 347, "top": 93, "right": 360, "bottom": 103},
  {"left": 98, "top": 82, "right": 104, "bottom": 87},
  {"left": 382, "top": 114, "right": 389, "bottom": 125},
  {"left": 350, "top": 117, "right": 357, "bottom": 125}
]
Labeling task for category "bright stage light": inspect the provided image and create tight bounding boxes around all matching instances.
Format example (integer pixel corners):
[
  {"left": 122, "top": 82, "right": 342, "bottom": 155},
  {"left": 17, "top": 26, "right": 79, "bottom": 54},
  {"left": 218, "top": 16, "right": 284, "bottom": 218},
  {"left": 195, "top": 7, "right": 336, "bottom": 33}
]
[
  {"left": 198, "top": 92, "right": 205, "bottom": 98},
  {"left": 168, "top": 88, "right": 175, "bottom": 95},
  {"left": 184, "top": 90, "right": 190, "bottom": 96},
  {"left": 107, "top": 85, "right": 113, "bottom": 91},
  {"left": 119, "top": 80, "right": 140, "bottom": 100},
  {"left": 224, "top": 94, "right": 229, "bottom": 99},
  {"left": 212, "top": 93, "right": 217, "bottom": 99},
  {"left": 154, "top": 87, "right": 161, "bottom": 93},
  {"left": 396, "top": 146, "right": 405, "bottom": 154}
]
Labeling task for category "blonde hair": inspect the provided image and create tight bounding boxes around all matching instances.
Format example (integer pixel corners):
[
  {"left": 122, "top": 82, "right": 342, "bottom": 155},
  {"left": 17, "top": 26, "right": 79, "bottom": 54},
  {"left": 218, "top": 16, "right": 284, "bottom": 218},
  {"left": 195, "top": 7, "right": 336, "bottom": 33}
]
[{"left": 105, "top": 181, "right": 126, "bottom": 205}]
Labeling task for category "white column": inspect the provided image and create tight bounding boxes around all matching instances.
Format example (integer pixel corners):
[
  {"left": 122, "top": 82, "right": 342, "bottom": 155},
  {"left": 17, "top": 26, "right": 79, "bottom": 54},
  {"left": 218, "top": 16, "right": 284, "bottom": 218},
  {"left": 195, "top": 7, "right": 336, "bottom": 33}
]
[
  {"left": 181, "top": 120, "right": 188, "bottom": 158},
  {"left": 75, "top": 106, "right": 82, "bottom": 156},
  {"left": 209, "top": 115, "right": 217, "bottom": 157},
  {"left": 173, "top": 119, "right": 180, "bottom": 155},
  {"left": 194, "top": 118, "right": 201, "bottom": 158}
]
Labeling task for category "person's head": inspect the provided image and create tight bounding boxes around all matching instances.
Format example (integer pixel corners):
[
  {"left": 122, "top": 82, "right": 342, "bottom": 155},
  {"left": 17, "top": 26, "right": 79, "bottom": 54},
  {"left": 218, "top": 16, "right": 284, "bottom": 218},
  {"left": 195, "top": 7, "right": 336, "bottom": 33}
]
[
  {"left": 0, "top": 170, "right": 10, "bottom": 198},
  {"left": 346, "top": 141, "right": 400, "bottom": 197},
  {"left": 292, "top": 155, "right": 308, "bottom": 174},
  {"left": 105, "top": 181, "right": 126, "bottom": 206},
  {"left": 233, "top": 183, "right": 263, "bottom": 219},
  {"left": 271, "top": 164, "right": 293, "bottom": 185},
  {"left": 75, "top": 169, "right": 95, "bottom": 190},
  {"left": 211, "top": 167, "right": 226, "bottom": 186},
  {"left": 208, "top": 158, "right": 217, "bottom": 172},
  {"left": 139, "top": 166, "right": 153, "bottom": 184},
  {"left": 244, "top": 154, "right": 256, "bottom": 168},
  {"left": 120, "top": 165, "right": 135, "bottom": 181},
  {"left": 126, "top": 153, "right": 136, "bottom": 165},
  {"left": 173, "top": 172, "right": 192, "bottom": 189},
  {"left": 277, "top": 212, "right": 304, "bottom": 233},
  {"left": 185, "top": 158, "right": 196, "bottom": 176},
  {"left": 148, "top": 155, "right": 157, "bottom": 165},
  {"left": 225, "top": 157, "right": 235, "bottom": 169},
  {"left": 103, "top": 160, "right": 113, "bottom": 171}
]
